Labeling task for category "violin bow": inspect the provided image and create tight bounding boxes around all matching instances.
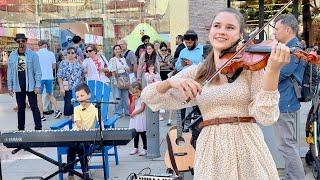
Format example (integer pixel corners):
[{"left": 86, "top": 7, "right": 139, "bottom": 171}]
[{"left": 183, "top": 0, "right": 293, "bottom": 104}]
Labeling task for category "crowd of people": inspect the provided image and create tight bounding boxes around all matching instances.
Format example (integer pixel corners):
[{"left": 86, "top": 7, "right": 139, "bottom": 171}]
[{"left": 6, "top": 6, "right": 320, "bottom": 179}]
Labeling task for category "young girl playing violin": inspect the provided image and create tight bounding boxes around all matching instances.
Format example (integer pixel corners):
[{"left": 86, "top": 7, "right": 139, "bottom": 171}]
[{"left": 141, "top": 8, "right": 290, "bottom": 179}]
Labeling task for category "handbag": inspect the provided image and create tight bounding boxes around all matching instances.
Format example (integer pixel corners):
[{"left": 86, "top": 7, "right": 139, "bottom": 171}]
[
  {"left": 115, "top": 61, "right": 130, "bottom": 89},
  {"left": 100, "top": 54, "right": 112, "bottom": 78}
]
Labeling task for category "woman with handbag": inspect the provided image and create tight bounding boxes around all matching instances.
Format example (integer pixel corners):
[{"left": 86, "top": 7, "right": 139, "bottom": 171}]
[
  {"left": 82, "top": 44, "right": 110, "bottom": 83},
  {"left": 108, "top": 44, "right": 130, "bottom": 116}
]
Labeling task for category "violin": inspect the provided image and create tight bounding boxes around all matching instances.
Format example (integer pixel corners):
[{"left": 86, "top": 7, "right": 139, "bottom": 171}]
[
  {"left": 182, "top": 0, "right": 318, "bottom": 105},
  {"left": 219, "top": 40, "right": 318, "bottom": 75}
]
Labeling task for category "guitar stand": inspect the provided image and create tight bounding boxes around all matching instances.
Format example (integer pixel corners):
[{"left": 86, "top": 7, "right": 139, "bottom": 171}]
[{"left": 10, "top": 147, "right": 93, "bottom": 180}]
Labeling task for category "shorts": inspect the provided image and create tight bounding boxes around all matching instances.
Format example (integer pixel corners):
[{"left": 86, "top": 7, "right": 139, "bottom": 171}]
[{"left": 40, "top": 80, "right": 53, "bottom": 95}]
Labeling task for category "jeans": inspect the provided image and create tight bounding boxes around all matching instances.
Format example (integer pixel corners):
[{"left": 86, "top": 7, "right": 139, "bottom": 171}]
[
  {"left": 273, "top": 112, "right": 305, "bottom": 180},
  {"left": 64, "top": 90, "right": 73, "bottom": 116},
  {"left": 16, "top": 91, "right": 42, "bottom": 130},
  {"left": 114, "top": 87, "right": 129, "bottom": 116}
]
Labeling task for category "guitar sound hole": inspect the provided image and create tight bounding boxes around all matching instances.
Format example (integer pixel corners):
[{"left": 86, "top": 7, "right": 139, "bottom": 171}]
[{"left": 175, "top": 137, "right": 185, "bottom": 146}]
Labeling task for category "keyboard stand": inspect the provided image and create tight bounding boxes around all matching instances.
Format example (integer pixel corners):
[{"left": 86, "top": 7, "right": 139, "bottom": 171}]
[
  {"left": 11, "top": 148, "right": 93, "bottom": 180},
  {"left": 0, "top": 156, "right": 2, "bottom": 180}
]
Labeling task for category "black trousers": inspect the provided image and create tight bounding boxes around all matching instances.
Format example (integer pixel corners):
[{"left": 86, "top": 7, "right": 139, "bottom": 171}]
[
  {"left": 64, "top": 90, "right": 73, "bottom": 116},
  {"left": 134, "top": 131, "right": 147, "bottom": 150},
  {"left": 15, "top": 91, "right": 42, "bottom": 130},
  {"left": 67, "top": 145, "right": 89, "bottom": 176}
]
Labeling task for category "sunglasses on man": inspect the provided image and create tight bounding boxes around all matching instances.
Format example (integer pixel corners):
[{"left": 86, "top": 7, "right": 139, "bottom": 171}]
[{"left": 16, "top": 39, "right": 26, "bottom": 43}]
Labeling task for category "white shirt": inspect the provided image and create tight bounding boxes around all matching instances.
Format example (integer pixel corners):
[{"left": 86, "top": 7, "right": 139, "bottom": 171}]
[
  {"left": 37, "top": 48, "right": 56, "bottom": 80},
  {"left": 82, "top": 56, "right": 110, "bottom": 83},
  {"left": 108, "top": 57, "right": 129, "bottom": 74}
]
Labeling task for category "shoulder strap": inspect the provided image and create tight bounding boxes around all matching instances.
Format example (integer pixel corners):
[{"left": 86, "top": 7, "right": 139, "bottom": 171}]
[
  {"left": 124, "top": 50, "right": 130, "bottom": 59},
  {"left": 166, "top": 133, "right": 180, "bottom": 175},
  {"left": 99, "top": 54, "right": 107, "bottom": 64}
]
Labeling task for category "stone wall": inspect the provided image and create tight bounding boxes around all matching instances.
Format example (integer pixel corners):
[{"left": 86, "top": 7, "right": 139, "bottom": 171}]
[{"left": 188, "top": 0, "right": 227, "bottom": 44}]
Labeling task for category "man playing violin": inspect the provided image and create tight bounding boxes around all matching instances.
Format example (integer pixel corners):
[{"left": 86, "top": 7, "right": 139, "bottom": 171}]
[
  {"left": 141, "top": 7, "right": 290, "bottom": 180},
  {"left": 273, "top": 14, "right": 305, "bottom": 180}
]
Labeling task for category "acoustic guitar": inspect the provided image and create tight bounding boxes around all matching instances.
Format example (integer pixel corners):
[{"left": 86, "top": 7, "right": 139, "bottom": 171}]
[{"left": 164, "top": 110, "right": 195, "bottom": 173}]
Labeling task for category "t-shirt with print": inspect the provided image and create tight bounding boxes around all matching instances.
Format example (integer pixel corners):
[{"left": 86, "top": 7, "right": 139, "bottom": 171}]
[
  {"left": 57, "top": 60, "right": 84, "bottom": 90},
  {"left": 17, "top": 52, "right": 26, "bottom": 91},
  {"left": 73, "top": 103, "right": 98, "bottom": 130}
]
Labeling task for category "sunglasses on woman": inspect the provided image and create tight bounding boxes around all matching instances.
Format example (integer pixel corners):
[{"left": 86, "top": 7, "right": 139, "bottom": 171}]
[{"left": 86, "top": 49, "right": 94, "bottom": 53}]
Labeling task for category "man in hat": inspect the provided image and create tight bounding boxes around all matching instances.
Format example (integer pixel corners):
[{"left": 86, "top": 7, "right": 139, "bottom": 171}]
[
  {"left": 7, "top": 33, "right": 42, "bottom": 130},
  {"left": 175, "top": 30, "right": 204, "bottom": 72},
  {"left": 37, "top": 40, "right": 62, "bottom": 121}
]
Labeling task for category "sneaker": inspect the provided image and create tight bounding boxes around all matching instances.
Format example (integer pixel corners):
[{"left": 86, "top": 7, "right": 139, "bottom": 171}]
[
  {"left": 43, "top": 110, "right": 54, "bottom": 115},
  {"left": 41, "top": 116, "right": 47, "bottom": 121},
  {"left": 54, "top": 110, "right": 62, "bottom": 118},
  {"left": 138, "top": 149, "right": 147, "bottom": 156},
  {"left": 129, "top": 148, "right": 138, "bottom": 155},
  {"left": 167, "top": 119, "right": 172, "bottom": 126}
]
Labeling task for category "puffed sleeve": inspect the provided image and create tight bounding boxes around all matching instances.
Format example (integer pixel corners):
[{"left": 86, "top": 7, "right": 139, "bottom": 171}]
[
  {"left": 141, "top": 65, "right": 199, "bottom": 111},
  {"left": 246, "top": 70, "right": 280, "bottom": 126}
]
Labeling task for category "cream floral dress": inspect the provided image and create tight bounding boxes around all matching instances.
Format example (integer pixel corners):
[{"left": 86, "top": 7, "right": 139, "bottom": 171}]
[{"left": 141, "top": 65, "right": 280, "bottom": 180}]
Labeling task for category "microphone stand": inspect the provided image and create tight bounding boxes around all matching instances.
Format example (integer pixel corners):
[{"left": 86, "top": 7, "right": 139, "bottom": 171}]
[{"left": 95, "top": 101, "right": 107, "bottom": 180}]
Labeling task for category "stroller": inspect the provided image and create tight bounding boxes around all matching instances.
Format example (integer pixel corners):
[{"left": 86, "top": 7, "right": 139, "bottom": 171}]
[{"left": 305, "top": 86, "right": 320, "bottom": 179}]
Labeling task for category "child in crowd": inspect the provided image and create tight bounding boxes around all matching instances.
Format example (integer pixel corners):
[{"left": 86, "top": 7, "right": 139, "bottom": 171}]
[
  {"left": 144, "top": 61, "right": 161, "bottom": 86},
  {"left": 67, "top": 83, "right": 98, "bottom": 180},
  {"left": 128, "top": 82, "right": 147, "bottom": 156}
]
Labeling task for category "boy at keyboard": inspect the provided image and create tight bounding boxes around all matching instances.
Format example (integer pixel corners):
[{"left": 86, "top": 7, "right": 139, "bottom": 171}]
[{"left": 67, "top": 83, "right": 98, "bottom": 180}]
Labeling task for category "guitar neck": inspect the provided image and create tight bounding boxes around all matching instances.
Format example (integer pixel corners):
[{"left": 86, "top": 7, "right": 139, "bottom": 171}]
[{"left": 176, "top": 110, "right": 183, "bottom": 138}]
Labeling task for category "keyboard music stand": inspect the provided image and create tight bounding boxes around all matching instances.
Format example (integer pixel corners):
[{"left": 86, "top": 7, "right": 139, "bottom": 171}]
[{"left": 95, "top": 101, "right": 107, "bottom": 180}]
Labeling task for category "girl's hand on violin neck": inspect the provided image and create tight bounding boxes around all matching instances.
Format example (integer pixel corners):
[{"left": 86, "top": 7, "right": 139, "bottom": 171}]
[
  {"left": 266, "top": 42, "right": 290, "bottom": 72},
  {"left": 167, "top": 78, "right": 202, "bottom": 101}
]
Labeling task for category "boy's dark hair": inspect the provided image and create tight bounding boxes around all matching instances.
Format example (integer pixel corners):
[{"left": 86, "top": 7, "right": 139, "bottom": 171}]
[
  {"left": 75, "top": 83, "right": 91, "bottom": 94},
  {"left": 141, "top": 35, "right": 150, "bottom": 42},
  {"left": 72, "top": 35, "right": 82, "bottom": 44},
  {"left": 67, "top": 46, "right": 76, "bottom": 52}
]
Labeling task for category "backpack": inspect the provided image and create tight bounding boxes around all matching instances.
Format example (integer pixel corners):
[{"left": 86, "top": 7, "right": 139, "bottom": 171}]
[
  {"left": 123, "top": 50, "right": 131, "bottom": 59},
  {"left": 292, "top": 61, "right": 319, "bottom": 102}
]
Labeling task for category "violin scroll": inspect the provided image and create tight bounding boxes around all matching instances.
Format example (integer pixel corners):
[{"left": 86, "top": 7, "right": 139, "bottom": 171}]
[{"left": 293, "top": 49, "right": 319, "bottom": 64}]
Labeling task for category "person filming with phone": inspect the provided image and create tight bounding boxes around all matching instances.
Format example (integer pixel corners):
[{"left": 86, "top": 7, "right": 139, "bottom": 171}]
[{"left": 175, "top": 30, "right": 204, "bottom": 72}]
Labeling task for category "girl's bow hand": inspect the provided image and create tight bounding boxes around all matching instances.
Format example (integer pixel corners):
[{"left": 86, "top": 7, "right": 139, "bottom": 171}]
[
  {"left": 167, "top": 78, "right": 202, "bottom": 101},
  {"left": 266, "top": 42, "right": 290, "bottom": 72}
]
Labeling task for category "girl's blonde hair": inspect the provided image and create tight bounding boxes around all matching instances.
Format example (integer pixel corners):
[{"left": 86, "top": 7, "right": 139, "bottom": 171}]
[
  {"left": 129, "top": 81, "right": 142, "bottom": 94},
  {"left": 194, "top": 8, "right": 246, "bottom": 83}
]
